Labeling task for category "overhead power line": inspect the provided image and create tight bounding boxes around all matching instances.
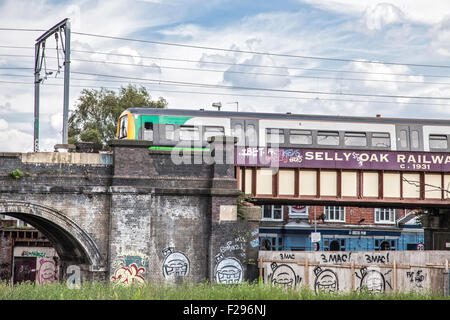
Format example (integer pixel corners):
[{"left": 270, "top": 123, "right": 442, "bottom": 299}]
[
  {"left": 72, "top": 31, "right": 450, "bottom": 69},
  {"left": 67, "top": 70, "right": 450, "bottom": 101},
  {"left": 3, "top": 52, "right": 450, "bottom": 87},
  {"left": 3, "top": 45, "right": 450, "bottom": 80}
]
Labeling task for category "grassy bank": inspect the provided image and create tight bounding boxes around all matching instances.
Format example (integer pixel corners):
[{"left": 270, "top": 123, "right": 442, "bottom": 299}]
[{"left": 0, "top": 281, "right": 448, "bottom": 300}]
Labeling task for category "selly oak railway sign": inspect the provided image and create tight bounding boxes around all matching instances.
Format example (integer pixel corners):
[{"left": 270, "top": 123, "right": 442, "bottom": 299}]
[{"left": 236, "top": 147, "right": 450, "bottom": 172}]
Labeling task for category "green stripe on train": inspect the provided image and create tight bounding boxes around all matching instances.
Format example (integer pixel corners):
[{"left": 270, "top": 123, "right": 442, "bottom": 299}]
[
  {"left": 149, "top": 146, "right": 210, "bottom": 151},
  {"left": 134, "top": 115, "right": 193, "bottom": 139}
]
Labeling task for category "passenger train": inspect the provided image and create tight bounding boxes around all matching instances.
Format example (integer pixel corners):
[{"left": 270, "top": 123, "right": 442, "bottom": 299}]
[{"left": 117, "top": 108, "right": 450, "bottom": 152}]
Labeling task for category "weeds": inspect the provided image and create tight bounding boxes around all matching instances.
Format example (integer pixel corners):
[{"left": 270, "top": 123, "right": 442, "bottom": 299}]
[{"left": 0, "top": 281, "right": 447, "bottom": 300}]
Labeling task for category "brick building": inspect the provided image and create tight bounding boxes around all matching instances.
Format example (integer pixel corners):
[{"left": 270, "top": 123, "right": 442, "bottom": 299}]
[{"left": 258, "top": 205, "right": 424, "bottom": 252}]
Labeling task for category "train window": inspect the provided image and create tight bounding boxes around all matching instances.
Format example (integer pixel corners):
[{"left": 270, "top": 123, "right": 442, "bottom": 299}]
[
  {"left": 143, "top": 122, "right": 153, "bottom": 141},
  {"left": 179, "top": 126, "right": 200, "bottom": 141},
  {"left": 119, "top": 116, "right": 128, "bottom": 139},
  {"left": 411, "top": 130, "right": 419, "bottom": 149},
  {"left": 344, "top": 132, "right": 367, "bottom": 146},
  {"left": 399, "top": 130, "right": 408, "bottom": 148},
  {"left": 429, "top": 135, "right": 448, "bottom": 149},
  {"left": 372, "top": 133, "right": 390, "bottom": 147},
  {"left": 289, "top": 130, "right": 312, "bottom": 145},
  {"left": 232, "top": 124, "right": 244, "bottom": 144},
  {"left": 204, "top": 126, "right": 224, "bottom": 141},
  {"left": 247, "top": 124, "right": 258, "bottom": 146},
  {"left": 266, "top": 128, "right": 285, "bottom": 144},
  {"left": 165, "top": 125, "right": 175, "bottom": 140},
  {"left": 317, "top": 131, "right": 339, "bottom": 145}
]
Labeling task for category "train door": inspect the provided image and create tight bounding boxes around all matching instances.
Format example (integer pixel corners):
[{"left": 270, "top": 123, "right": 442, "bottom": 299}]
[
  {"left": 396, "top": 125, "right": 423, "bottom": 151},
  {"left": 231, "top": 119, "right": 258, "bottom": 147}
]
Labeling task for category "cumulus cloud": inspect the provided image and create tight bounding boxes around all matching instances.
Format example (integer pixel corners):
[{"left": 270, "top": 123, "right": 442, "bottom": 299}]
[{"left": 361, "top": 3, "right": 405, "bottom": 31}]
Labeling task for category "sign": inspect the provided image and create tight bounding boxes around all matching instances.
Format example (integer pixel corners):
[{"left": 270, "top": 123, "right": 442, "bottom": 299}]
[
  {"left": 446, "top": 242, "right": 450, "bottom": 249},
  {"left": 236, "top": 147, "right": 450, "bottom": 172},
  {"left": 416, "top": 242, "right": 425, "bottom": 251},
  {"left": 311, "top": 232, "right": 321, "bottom": 243}
]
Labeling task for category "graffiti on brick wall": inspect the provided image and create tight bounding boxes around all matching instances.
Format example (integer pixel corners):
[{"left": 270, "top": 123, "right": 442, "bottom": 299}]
[
  {"left": 110, "top": 251, "right": 149, "bottom": 286},
  {"left": 66, "top": 265, "right": 81, "bottom": 289},
  {"left": 219, "top": 236, "right": 246, "bottom": 258},
  {"left": 162, "top": 247, "right": 190, "bottom": 279},
  {"left": 356, "top": 266, "right": 392, "bottom": 294},
  {"left": 249, "top": 230, "right": 259, "bottom": 248},
  {"left": 37, "top": 258, "right": 58, "bottom": 284},
  {"left": 214, "top": 253, "right": 243, "bottom": 284},
  {"left": 110, "top": 264, "right": 146, "bottom": 286},
  {"left": 314, "top": 267, "right": 339, "bottom": 294},
  {"left": 268, "top": 262, "right": 301, "bottom": 289},
  {"left": 21, "top": 250, "right": 46, "bottom": 258}
]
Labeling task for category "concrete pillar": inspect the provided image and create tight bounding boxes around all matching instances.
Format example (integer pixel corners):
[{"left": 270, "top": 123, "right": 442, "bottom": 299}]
[{"left": 423, "top": 209, "right": 450, "bottom": 250}]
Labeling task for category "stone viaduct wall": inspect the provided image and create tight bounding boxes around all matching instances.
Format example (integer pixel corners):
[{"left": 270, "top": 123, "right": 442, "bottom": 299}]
[{"left": 0, "top": 138, "right": 260, "bottom": 284}]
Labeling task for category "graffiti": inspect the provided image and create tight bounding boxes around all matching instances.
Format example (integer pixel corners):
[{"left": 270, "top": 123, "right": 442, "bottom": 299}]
[
  {"left": 21, "top": 250, "right": 45, "bottom": 258},
  {"left": 37, "top": 259, "right": 58, "bottom": 284},
  {"left": 356, "top": 266, "right": 392, "bottom": 294},
  {"left": 214, "top": 254, "right": 243, "bottom": 284},
  {"left": 268, "top": 262, "right": 301, "bottom": 289},
  {"left": 406, "top": 270, "right": 426, "bottom": 289},
  {"left": 365, "top": 253, "right": 389, "bottom": 264},
  {"left": 162, "top": 247, "right": 190, "bottom": 279},
  {"left": 279, "top": 253, "right": 295, "bottom": 260},
  {"left": 110, "top": 263, "right": 145, "bottom": 286},
  {"left": 219, "top": 237, "right": 246, "bottom": 258},
  {"left": 320, "top": 253, "right": 352, "bottom": 264},
  {"left": 66, "top": 265, "right": 81, "bottom": 289},
  {"left": 314, "top": 267, "right": 339, "bottom": 294},
  {"left": 111, "top": 251, "right": 149, "bottom": 285},
  {"left": 352, "top": 152, "right": 364, "bottom": 167},
  {"left": 250, "top": 230, "right": 259, "bottom": 248}
]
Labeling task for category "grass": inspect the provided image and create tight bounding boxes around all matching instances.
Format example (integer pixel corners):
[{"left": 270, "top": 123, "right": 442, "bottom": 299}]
[{"left": 0, "top": 281, "right": 448, "bottom": 300}]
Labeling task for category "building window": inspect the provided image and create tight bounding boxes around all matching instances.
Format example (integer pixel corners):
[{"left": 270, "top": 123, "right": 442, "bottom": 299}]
[
  {"left": 324, "top": 206, "right": 345, "bottom": 222},
  {"left": 288, "top": 205, "right": 309, "bottom": 218},
  {"left": 374, "top": 208, "right": 395, "bottom": 224},
  {"left": 262, "top": 205, "right": 284, "bottom": 221}
]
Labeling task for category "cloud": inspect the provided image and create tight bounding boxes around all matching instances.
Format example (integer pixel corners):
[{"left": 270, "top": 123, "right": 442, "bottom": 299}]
[
  {"left": 297, "top": 0, "right": 450, "bottom": 25},
  {"left": 361, "top": 3, "right": 405, "bottom": 32}
]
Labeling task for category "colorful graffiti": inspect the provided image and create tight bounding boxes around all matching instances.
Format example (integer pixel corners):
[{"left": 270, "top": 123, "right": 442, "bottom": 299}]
[
  {"left": 36, "top": 259, "right": 58, "bottom": 284},
  {"left": 110, "top": 251, "right": 149, "bottom": 286},
  {"left": 110, "top": 263, "right": 146, "bottom": 286}
]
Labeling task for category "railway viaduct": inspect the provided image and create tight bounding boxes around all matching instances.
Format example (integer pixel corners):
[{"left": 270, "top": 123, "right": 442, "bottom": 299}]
[{"left": 0, "top": 137, "right": 449, "bottom": 283}]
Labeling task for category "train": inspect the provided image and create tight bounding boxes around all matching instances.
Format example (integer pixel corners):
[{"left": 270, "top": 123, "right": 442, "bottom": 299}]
[{"left": 116, "top": 107, "right": 450, "bottom": 152}]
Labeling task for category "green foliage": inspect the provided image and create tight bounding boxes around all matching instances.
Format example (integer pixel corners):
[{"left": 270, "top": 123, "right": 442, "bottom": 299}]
[
  {"left": 69, "top": 84, "right": 168, "bottom": 150},
  {"left": 0, "top": 281, "right": 446, "bottom": 300},
  {"left": 237, "top": 193, "right": 254, "bottom": 218},
  {"left": 9, "top": 169, "right": 23, "bottom": 179}
]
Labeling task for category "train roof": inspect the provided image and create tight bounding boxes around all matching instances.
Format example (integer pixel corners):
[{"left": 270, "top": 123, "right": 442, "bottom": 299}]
[{"left": 126, "top": 107, "right": 450, "bottom": 125}]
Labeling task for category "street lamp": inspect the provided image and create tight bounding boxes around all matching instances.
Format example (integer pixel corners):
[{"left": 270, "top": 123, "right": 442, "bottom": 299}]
[{"left": 212, "top": 102, "right": 222, "bottom": 111}]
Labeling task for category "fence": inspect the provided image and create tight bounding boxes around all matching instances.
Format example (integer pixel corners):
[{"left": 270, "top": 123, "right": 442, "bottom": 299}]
[{"left": 258, "top": 251, "right": 450, "bottom": 294}]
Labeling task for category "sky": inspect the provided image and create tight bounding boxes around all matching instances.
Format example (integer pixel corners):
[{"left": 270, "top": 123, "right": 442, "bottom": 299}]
[{"left": 1, "top": 0, "right": 450, "bottom": 152}]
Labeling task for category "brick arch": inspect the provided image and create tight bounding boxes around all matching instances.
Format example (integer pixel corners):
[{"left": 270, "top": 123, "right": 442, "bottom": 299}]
[{"left": 0, "top": 200, "right": 104, "bottom": 268}]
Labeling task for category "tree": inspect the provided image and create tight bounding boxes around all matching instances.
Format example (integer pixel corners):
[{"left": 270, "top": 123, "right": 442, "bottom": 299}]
[{"left": 68, "top": 84, "right": 167, "bottom": 149}]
